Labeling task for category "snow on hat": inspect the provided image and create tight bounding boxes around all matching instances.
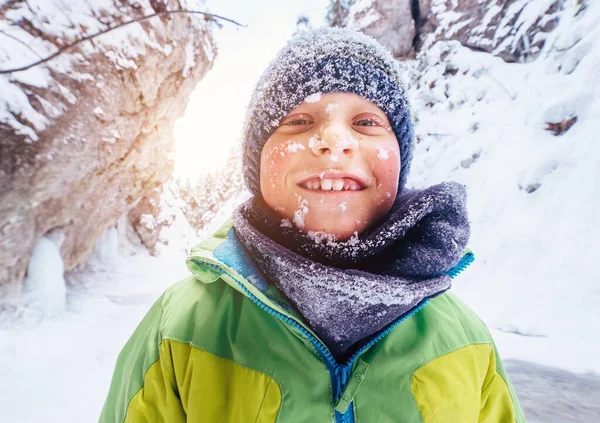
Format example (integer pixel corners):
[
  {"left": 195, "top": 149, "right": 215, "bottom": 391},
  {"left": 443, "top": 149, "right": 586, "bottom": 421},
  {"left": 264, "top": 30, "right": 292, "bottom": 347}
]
[{"left": 242, "top": 27, "right": 414, "bottom": 196}]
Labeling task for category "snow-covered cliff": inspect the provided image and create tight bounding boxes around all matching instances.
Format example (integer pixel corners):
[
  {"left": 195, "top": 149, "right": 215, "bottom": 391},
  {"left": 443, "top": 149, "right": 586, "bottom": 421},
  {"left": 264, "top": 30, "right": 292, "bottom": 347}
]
[{"left": 0, "top": 0, "right": 216, "bottom": 289}]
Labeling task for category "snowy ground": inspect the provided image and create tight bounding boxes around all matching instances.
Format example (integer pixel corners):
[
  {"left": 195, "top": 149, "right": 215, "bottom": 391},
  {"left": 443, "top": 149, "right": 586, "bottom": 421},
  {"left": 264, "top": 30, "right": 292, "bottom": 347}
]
[{"left": 2, "top": 1, "right": 599, "bottom": 422}]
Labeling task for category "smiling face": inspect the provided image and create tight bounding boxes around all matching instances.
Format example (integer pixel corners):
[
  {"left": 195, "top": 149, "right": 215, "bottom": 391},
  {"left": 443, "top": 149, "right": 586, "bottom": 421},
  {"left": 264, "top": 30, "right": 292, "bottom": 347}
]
[{"left": 259, "top": 92, "right": 401, "bottom": 241}]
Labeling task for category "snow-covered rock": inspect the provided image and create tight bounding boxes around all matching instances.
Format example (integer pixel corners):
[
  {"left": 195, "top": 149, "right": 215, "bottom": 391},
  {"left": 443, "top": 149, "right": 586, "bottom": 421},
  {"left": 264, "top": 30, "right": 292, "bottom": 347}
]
[
  {"left": 328, "top": 0, "right": 417, "bottom": 56},
  {"left": 327, "top": 0, "right": 571, "bottom": 61},
  {"left": 128, "top": 185, "right": 181, "bottom": 255},
  {"left": 0, "top": 0, "right": 216, "bottom": 288}
]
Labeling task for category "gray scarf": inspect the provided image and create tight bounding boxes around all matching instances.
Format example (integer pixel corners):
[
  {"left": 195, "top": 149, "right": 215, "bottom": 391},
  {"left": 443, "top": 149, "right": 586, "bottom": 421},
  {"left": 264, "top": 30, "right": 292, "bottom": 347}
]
[{"left": 232, "top": 182, "right": 470, "bottom": 360}]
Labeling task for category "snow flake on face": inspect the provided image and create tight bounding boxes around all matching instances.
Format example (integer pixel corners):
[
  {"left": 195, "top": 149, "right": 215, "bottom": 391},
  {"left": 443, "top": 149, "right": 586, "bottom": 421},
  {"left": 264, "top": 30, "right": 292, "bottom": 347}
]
[
  {"left": 280, "top": 218, "right": 293, "bottom": 228},
  {"left": 323, "top": 122, "right": 360, "bottom": 150},
  {"left": 338, "top": 202, "right": 347, "bottom": 211},
  {"left": 304, "top": 92, "right": 322, "bottom": 103},
  {"left": 325, "top": 103, "right": 340, "bottom": 115},
  {"left": 376, "top": 145, "right": 389, "bottom": 160},
  {"left": 293, "top": 198, "right": 309, "bottom": 229},
  {"left": 286, "top": 140, "right": 306, "bottom": 153},
  {"left": 307, "top": 231, "right": 338, "bottom": 244},
  {"left": 308, "top": 134, "right": 320, "bottom": 149}
]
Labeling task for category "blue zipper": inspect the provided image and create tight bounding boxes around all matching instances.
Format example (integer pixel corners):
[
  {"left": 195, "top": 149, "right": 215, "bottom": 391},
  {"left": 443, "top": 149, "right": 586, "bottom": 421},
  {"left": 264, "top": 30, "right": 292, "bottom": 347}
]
[{"left": 190, "top": 251, "right": 474, "bottom": 423}]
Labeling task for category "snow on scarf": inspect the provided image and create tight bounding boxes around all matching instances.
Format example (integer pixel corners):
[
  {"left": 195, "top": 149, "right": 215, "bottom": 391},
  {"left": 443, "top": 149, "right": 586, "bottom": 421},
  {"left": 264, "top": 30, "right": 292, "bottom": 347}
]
[{"left": 232, "top": 182, "right": 470, "bottom": 360}]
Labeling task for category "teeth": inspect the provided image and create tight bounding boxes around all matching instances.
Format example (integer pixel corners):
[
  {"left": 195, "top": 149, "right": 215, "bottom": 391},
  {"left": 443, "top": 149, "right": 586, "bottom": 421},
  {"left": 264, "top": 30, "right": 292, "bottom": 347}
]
[
  {"left": 332, "top": 179, "right": 344, "bottom": 191},
  {"left": 303, "top": 178, "right": 362, "bottom": 191}
]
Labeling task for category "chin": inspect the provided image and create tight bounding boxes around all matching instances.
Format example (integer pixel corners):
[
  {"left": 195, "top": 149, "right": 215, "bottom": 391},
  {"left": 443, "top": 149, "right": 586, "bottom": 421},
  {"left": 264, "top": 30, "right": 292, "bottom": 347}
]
[{"left": 303, "top": 217, "right": 368, "bottom": 241}]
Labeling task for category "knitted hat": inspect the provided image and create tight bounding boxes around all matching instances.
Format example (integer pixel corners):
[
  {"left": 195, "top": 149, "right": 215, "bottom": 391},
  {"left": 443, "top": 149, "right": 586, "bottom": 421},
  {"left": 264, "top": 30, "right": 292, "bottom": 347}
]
[{"left": 242, "top": 27, "right": 414, "bottom": 196}]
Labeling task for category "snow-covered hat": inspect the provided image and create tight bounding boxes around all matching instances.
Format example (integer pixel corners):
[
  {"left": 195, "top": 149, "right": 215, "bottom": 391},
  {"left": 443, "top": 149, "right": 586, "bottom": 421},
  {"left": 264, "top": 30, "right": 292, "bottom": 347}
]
[{"left": 242, "top": 27, "right": 414, "bottom": 196}]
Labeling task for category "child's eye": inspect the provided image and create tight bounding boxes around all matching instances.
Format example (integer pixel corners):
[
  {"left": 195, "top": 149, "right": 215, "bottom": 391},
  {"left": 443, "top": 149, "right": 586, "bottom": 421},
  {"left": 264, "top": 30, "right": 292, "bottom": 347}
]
[
  {"left": 352, "top": 113, "right": 388, "bottom": 129},
  {"left": 280, "top": 113, "right": 314, "bottom": 126},
  {"left": 354, "top": 118, "right": 378, "bottom": 127},
  {"left": 284, "top": 118, "right": 312, "bottom": 125}
]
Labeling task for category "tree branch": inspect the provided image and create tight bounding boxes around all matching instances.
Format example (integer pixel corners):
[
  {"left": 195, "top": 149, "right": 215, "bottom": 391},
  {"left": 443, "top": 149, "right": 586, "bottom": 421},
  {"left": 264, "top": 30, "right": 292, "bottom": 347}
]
[
  {"left": 0, "top": 10, "right": 245, "bottom": 74},
  {"left": 0, "top": 29, "right": 44, "bottom": 60}
]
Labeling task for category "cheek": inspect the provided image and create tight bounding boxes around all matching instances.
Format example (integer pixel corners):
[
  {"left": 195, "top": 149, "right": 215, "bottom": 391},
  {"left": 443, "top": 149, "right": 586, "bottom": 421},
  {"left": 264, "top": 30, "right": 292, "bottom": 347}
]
[
  {"left": 368, "top": 143, "right": 400, "bottom": 201},
  {"left": 260, "top": 141, "right": 299, "bottom": 192}
]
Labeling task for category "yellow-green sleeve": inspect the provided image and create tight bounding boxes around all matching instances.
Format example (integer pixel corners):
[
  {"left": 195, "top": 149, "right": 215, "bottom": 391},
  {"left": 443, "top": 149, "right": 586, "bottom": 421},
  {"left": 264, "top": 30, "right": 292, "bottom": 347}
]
[{"left": 479, "top": 342, "right": 527, "bottom": 422}]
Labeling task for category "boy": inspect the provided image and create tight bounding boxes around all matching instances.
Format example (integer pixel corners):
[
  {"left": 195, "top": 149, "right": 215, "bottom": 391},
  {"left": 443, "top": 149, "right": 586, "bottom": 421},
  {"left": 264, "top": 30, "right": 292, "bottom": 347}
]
[{"left": 100, "top": 28, "right": 525, "bottom": 422}]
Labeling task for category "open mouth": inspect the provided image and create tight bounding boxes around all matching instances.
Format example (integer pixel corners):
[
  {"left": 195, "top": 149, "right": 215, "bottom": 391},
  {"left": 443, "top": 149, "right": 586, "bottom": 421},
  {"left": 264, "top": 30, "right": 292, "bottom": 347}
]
[{"left": 298, "top": 177, "right": 366, "bottom": 191}]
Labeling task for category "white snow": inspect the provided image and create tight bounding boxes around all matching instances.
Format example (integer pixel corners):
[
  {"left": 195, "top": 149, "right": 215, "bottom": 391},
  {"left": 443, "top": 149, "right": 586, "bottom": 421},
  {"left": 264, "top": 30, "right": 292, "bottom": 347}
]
[
  {"left": 140, "top": 214, "right": 156, "bottom": 231},
  {"left": 325, "top": 102, "right": 340, "bottom": 115},
  {"left": 347, "top": 0, "right": 380, "bottom": 30},
  {"left": 286, "top": 140, "right": 306, "bottom": 152},
  {"left": 376, "top": 145, "right": 389, "bottom": 160},
  {"left": 304, "top": 92, "right": 322, "bottom": 103},
  {"left": 183, "top": 39, "right": 197, "bottom": 77},
  {"left": 293, "top": 198, "right": 309, "bottom": 229},
  {"left": 307, "top": 230, "right": 338, "bottom": 244}
]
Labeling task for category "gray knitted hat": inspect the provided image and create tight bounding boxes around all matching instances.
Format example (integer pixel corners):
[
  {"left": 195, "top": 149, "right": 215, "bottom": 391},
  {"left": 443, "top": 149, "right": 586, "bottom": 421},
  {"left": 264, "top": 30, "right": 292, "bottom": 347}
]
[{"left": 242, "top": 27, "right": 414, "bottom": 196}]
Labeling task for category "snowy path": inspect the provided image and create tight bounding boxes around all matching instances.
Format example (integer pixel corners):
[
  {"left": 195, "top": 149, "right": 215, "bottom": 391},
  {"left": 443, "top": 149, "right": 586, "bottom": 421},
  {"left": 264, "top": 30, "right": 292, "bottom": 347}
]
[{"left": 506, "top": 360, "right": 600, "bottom": 423}]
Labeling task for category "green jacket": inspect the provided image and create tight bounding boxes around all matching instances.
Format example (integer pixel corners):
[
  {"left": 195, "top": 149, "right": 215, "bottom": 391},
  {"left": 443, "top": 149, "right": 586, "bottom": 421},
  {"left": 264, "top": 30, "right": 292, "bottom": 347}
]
[{"left": 100, "top": 222, "right": 525, "bottom": 422}]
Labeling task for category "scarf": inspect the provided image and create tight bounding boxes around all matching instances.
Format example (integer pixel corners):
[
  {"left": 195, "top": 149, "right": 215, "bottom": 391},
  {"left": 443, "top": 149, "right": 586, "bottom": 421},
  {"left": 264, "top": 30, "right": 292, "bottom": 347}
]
[{"left": 232, "top": 182, "right": 470, "bottom": 360}]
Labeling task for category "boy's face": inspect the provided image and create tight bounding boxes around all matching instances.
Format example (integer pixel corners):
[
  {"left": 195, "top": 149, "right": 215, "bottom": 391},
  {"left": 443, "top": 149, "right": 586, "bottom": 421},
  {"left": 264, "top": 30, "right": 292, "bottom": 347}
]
[{"left": 260, "top": 92, "right": 400, "bottom": 241}]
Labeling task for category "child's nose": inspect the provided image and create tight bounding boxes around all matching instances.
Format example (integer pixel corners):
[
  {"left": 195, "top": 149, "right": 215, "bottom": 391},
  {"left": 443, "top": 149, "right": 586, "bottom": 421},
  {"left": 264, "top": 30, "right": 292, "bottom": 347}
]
[{"left": 311, "top": 123, "right": 358, "bottom": 157}]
